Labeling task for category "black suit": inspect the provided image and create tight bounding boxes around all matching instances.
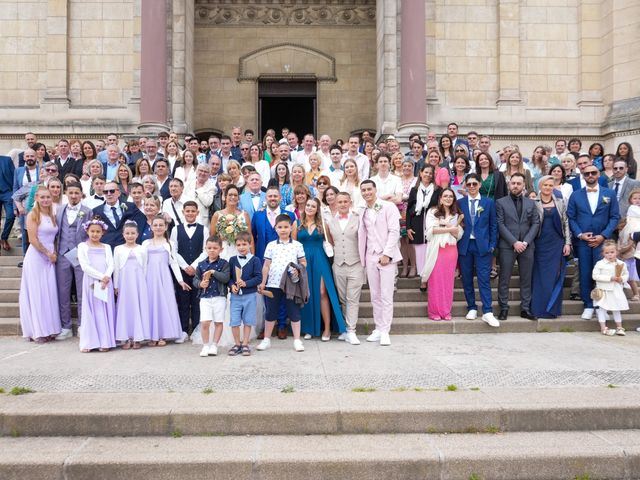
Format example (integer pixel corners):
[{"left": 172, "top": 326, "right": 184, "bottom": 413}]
[
  {"left": 92, "top": 201, "right": 146, "bottom": 249},
  {"left": 55, "top": 157, "right": 77, "bottom": 179},
  {"left": 406, "top": 185, "right": 441, "bottom": 244}
]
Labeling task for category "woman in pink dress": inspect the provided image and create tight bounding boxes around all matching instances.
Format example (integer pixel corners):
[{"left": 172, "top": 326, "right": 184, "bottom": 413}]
[{"left": 421, "top": 188, "right": 464, "bottom": 320}]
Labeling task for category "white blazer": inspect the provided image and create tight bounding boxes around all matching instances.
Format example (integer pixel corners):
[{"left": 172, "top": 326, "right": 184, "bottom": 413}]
[
  {"left": 113, "top": 244, "right": 147, "bottom": 288},
  {"left": 141, "top": 239, "right": 183, "bottom": 283},
  {"left": 78, "top": 242, "right": 114, "bottom": 280}
]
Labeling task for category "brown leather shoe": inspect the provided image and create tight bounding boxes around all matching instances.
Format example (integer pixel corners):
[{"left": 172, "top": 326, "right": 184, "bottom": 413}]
[{"left": 277, "top": 327, "right": 287, "bottom": 340}]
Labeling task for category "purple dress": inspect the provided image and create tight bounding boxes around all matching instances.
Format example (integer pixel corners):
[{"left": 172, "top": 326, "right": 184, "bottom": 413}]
[
  {"left": 79, "top": 246, "right": 116, "bottom": 350},
  {"left": 115, "top": 249, "right": 150, "bottom": 342},
  {"left": 146, "top": 245, "right": 182, "bottom": 340},
  {"left": 19, "top": 215, "right": 61, "bottom": 339}
]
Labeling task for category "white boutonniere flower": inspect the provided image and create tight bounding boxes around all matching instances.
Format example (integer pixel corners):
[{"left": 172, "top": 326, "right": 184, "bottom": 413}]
[
  {"left": 120, "top": 203, "right": 128, "bottom": 211},
  {"left": 77, "top": 211, "right": 85, "bottom": 219},
  {"left": 476, "top": 206, "right": 485, "bottom": 215},
  {"left": 373, "top": 202, "right": 382, "bottom": 212},
  {"left": 602, "top": 197, "right": 610, "bottom": 204}
]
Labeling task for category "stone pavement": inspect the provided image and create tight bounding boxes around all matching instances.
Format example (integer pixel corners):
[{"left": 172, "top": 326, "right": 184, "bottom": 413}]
[{"left": 2, "top": 331, "right": 640, "bottom": 392}]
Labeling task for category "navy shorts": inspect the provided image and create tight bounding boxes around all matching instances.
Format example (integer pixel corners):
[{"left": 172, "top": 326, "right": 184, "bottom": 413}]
[{"left": 264, "top": 287, "right": 301, "bottom": 322}]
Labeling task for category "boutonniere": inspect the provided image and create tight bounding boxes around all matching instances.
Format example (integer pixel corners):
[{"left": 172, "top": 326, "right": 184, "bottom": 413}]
[
  {"left": 476, "top": 206, "right": 485, "bottom": 215},
  {"left": 77, "top": 211, "right": 85, "bottom": 219},
  {"left": 373, "top": 202, "right": 382, "bottom": 212},
  {"left": 120, "top": 203, "right": 128, "bottom": 211},
  {"left": 602, "top": 197, "right": 610, "bottom": 204},
  {"left": 259, "top": 200, "right": 267, "bottom": 210}
]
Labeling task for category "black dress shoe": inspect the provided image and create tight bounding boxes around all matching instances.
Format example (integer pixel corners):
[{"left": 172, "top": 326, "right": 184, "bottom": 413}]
[
  {"left": 17, "top": 261, "right": 23, "bottom": 268},
  {"left": 498, "top": 309, "right": 509, "bottom": 320},
  {"left": 569, "top": 294, "right": 580, "bottom": 301},
  {"left": 520, "top": 310, "right": 537, "bottom": 321}
]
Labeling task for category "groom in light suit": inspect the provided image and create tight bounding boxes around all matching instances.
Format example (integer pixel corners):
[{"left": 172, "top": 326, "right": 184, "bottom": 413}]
[
  {"left": 326, "top": 191, "right": 364, "bottom": 345},
  {"left": 567, "top": 164, "right": 619, "bottom": 320},
  {"left": 238, "top": 172, "right": 266, "bottom": 220},
  {"left": 55, "top": 182, "right": 92, "bottom": 339},
  {"left": 358, "top": 179, "right": 402, "bottom": 346},
  {"left": 496, "top": 173, "right": 540, "bottom": 321}
]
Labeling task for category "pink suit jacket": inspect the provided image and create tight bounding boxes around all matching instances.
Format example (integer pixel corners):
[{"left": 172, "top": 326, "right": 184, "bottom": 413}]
[{"left": 357, "top": 199, "right": 403, "bottom": 267}]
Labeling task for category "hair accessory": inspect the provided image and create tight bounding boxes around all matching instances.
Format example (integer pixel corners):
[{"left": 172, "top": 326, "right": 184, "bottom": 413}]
[{"left": 82, "top": 216, "right": 109, "bottom": 232}]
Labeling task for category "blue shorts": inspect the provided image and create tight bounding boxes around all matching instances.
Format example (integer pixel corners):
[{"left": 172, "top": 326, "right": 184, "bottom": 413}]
[
  {"left": 229, "top": 292, "right": 257, "bottom": 327},
  {"left": 264, "top": 287, "right": 301, "bottom": 322}
]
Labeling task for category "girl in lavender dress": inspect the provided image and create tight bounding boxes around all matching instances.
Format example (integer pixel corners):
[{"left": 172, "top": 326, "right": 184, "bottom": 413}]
[
  {"left": 19, "top": 186, "right": 61, "bottom": 343},
  {"left": 77, "top": 217, "right": 116, "bottom": 352},
  {"left": 142, "top": 214, "right": 191, "bottom": 346},
  {"left": 113, "top": 220, "right": 150, "bottom": 349}
]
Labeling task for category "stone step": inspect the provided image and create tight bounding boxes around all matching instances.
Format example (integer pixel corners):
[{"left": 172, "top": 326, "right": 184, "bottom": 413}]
[
  {"left": 1, "top": 430, "right": 639, "bottom": 479},
  {"left": 1, "top": 389, "right": 639, "bottom": 438},
  {"left": 360, "top": 287, "right": 577, "bottom": 302},
  {"left": 389, "top": 276, "right": 575, "bottom": 289}
]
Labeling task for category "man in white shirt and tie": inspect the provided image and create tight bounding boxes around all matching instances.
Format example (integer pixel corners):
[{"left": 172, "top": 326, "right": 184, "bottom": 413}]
[{"left": 609, "top": 159, "right": 640, "bottom": 218}]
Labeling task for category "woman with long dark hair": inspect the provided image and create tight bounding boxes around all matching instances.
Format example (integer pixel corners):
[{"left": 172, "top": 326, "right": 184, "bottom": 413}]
[{"left": 616, "top": 142, "right": 637, "bottom": 179}]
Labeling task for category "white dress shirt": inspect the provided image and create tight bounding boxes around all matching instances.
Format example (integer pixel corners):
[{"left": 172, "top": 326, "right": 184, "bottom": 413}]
[{"left": 586, "top": 185, "right": 599, "bottom": 214}]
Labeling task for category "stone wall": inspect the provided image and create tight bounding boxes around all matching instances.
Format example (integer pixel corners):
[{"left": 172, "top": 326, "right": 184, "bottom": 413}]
[{"left": 192, "top": 24, "right": 377, "bottom": 140}]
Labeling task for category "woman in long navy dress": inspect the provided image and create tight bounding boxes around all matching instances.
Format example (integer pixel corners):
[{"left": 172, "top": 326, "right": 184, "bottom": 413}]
[
  {"left": 531, "top": 176, "right": 572, "bottom": 318},
  {"left": 294, "top": 198, "right": 346, "bottom": 340}
]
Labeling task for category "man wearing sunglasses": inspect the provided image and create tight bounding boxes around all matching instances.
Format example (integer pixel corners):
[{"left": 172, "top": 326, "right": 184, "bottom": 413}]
[
  {"left": 457, "top": 173, "right": 500, "bottom": 327},
  {"left": 609, "top": 160, "right": 639, "bottom": 218},
  {"left": 568, "top": 154, "right": 608, "bottom": 192},
  {"left": 567, "top": 165, "right": 619, "bottom": 320},
  {"left": 92, "top": 181, "right": 145, "bottom": 249}
]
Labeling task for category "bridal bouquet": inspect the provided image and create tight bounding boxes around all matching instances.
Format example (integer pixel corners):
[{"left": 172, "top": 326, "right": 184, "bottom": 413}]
[{"left": 217, "top": 213, "right": 246, "bottom": 244}]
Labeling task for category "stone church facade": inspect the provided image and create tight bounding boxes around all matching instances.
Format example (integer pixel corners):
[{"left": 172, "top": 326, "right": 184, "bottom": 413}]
[{"left": 0, "top": 0, "right": 638, "bottom": 150}]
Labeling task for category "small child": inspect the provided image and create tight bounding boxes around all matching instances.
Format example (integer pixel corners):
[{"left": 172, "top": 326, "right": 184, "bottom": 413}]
[
  {"left": 228, "top": 231, "right": 262, "bottom": 356},
  {"left": 77, "top": 217, "right": 116, "bottom": 352},
  {"left": 113, "top": 220, "right": 150, "bottom": 349},
  {"left": 194, "top": 235, "right": 230, "bottom": 357},
  {"left": 257, "top": 214, "right": 307, "bottom": 352},
  {"left": 619, "top": 192, "right": 640, "bottom": 301},
  {"left": 592, "top": 239, "right": 629, "bottom": 336}
]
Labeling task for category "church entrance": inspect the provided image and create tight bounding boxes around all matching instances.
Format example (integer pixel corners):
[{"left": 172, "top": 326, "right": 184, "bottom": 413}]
[{"left": 258, "top": 79, "right": 316, "bottom": 139}]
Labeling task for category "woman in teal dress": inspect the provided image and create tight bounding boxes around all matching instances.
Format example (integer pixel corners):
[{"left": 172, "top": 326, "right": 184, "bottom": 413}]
[{"left": 294, "top": 198, "right": 346, "bottom": 340}]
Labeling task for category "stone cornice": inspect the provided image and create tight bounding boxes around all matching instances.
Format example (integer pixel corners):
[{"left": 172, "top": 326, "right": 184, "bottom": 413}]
[{"left": 194, "top": 0, "right": 375, "bottom": 27}]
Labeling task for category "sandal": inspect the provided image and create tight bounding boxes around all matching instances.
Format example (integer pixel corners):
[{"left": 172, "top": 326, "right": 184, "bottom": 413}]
[
  {"left": 121, "top": 340, "right": 132, "bottom": 350},
  {"left": 241, "top": 345, "right": 251, "bottom": 356},
  {"left": 132, "top": 342, "right": 141, "bottom": 350},
  {"left": 228, "top": 344, "right": 242, "bottom": 356},
  {"left": 601, "top": 329, "right": 616, "bottom": 336},
  {"left": 632, "top": 295, "right": 640, "bottom": 302},
  {"left": 147, "top": 341, "right": 157, "bottom": 347},
  {"left": 99, "top": 348, "right": 109, "bottom": 352},
  {"left": 157, "top": 339, "right": 167, "bottom": 347},
  {"left": 615, "top": 327, "right": 626, "bottom": 336},
  {"left": 81, "top": 349, "right": 90, "bottom": 353}
]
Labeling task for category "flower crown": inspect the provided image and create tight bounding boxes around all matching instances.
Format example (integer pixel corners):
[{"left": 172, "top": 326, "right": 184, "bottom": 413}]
[{"left": 82, "top": 216, "right": 109, "bottom": 232}]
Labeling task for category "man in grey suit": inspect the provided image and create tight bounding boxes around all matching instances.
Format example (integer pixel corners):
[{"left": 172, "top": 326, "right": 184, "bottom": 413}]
[
  {"left": 325, "top": 191, "right": 364, "bottom": 345},
  {"left": 55, "top": 182, "right": 92, "bottom": 340},
  {"left": 609, "top": 159, "right": 640, "bottom": 218},
  {"left": 496, "top": 173, "right": 541, "bottom": 321}
]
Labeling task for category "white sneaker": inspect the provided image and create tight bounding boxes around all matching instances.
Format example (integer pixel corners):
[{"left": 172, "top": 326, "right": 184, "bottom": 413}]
[
  {"left": 257, "top": 338, "right": 271, "bottom": 351},
  {"left": 581, "top": 308, "right": 594, "bottom": 320},
  {"left": 481, "top": 313, "right": 500, "bottom": 327},
  {"left": 208, "top": 344, "right": 218, "bottom": 356},
  {"left": 337, "top": 333, "right": 346, "bottom": 341},
  {"left": 56, "top": 328, "right": 72, "bottom": 340},
  {"left": 366, "top": 330, "right": 381, "bottom": 342},
  {"left": 466, "top": 309, "right": 478, "bottom": 320},
  {"left": 379, "top": 332, "right": 391, "bottom": 346},
  {"left": 303, "top": 333, "right": 312, "bottom": 340},
  {"left": 345, "top": 332, "right": 360, "bottom": 345},
  {"left": 293, "top": 339, "right": 305, "bottom": 352},
  {"left": 199, "top": 345, "right": 209, "bottom": 357},
  {"left": 175, "top": 331, "right": 189, "bottom": 344}
]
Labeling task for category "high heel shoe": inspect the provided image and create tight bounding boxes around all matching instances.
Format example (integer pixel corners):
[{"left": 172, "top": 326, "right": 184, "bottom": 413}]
[
  {"left": 419, "top": 283, "right": 427, "bottom": 292},
  {"left": 400, "top": 264, "right": 409, "bottom": 278}
]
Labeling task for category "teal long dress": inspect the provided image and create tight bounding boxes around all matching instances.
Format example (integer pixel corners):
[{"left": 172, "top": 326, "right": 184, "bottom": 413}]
[{"left": 297, "top": 225, "right": 346, "bottom": 337}]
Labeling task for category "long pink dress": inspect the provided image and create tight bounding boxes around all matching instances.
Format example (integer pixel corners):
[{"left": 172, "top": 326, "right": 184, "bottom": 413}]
[{"left": 420, "top": 211, "right": 463, "bottom": 320}]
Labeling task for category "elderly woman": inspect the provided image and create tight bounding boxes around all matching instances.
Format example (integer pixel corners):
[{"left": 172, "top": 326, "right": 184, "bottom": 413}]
[
  {"left": 531, "top": 175, "right": 571, "bottom": 319},
  {"left": 190, "top": 163, "right": 216, "bottom": 229},
  {"left": 81, "top": 159, "right": 105, "bottom": 197}
]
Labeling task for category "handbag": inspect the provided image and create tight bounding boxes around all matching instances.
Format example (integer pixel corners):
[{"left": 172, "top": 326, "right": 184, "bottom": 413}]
[
  {"left": 590, "top": 288, "right": 604, "bottom": 301},
  {"left": 320, "top": 214, "right": 334, "bottom": 258}
]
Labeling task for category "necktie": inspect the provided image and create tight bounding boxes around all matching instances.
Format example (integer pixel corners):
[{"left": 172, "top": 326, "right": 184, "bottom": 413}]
[
  {"left": 238, "top": 255, "right": 246, "bottom": 259},
  {"left": 615, "top": 182, "right": 620, "bottom": 197},
  {"left": 587, "top": 187, "right": 598, "bottom": 193},
  {"left": 187, "top": 223, "right": 197, "bottom": 228},
  {"left": 111, "top": 206, "right": 120, "bottom": 226},
  {"left": 470, "top": 199, "right": 477, "bottom": 235}
]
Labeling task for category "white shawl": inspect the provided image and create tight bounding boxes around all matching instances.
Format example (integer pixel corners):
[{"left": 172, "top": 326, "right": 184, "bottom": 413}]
[{"left": 420, "top": 210, "right": 463, "bottom": 281}]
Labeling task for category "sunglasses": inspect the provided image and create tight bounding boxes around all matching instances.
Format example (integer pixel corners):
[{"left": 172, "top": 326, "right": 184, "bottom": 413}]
[
  {"left": 104, "top": 189, "right": 118, "bottom": 194},
  {"left": 45, "top": 168, "right": 57, "bottom": 172},
  {"left": 582, "top": 171, "right": 599, "bottom": 177},
  {"left": 317, "top": 182, "right": 327, "bottom": 186},
  {"left": 455, "top": 149, "right": 465, "bottom": 152},
  {"left": 613, "top": 166, "right": 626, "bottom": 171},
  {"left": 466, "top": 182, "right": 479, "bottom": 187}
]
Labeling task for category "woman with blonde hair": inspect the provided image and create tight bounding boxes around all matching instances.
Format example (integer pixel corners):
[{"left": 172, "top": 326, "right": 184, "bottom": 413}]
[
  {"left": 164, "top": 140, "right": 182, "bottom": 176},
  {"left": 286, "top": 184, "right": 312, "bottom": 220},
  {"left": 133, "top": 158, "right": 152, "bottom": 183},
  {"left": 114, "top": 163, "right": 133, "bottom": 199},
  {"left": 390, "top": 152, "right": 405, "bottom": 176},
  {"left": 504, "top": 150, "right": 534, "bottom": 194},
  {"left": 19, "top": 186, "right": 61, "bottom": 343},
  {"left": 174, "top": 149, "right": 198, "bottom": 190},
  {"left": 339, "top": 158, "right": 364, "bottom": 208}
]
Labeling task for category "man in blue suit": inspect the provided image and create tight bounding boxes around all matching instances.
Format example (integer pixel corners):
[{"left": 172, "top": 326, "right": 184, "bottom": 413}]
[
  {"left": 0, "top": 156, "right": 16, "bottom": 251},
  {"left": 567, "top": 164, "right": 619, "bottom": 320},
  {"left": 92, "top": 181, "right": 146, "bottom": 249},
  {"left": 457, "top": 173, "right": 500, "bottom": 327},
  {"left": 252, "top": 185, "right": 296, "bottom": 338},
  {"left": 239, "top": 172, "right": 266, "bottom": 221},
  {"left": 568, "top": 154, "right": 608, "bottom": 192},
  {"left": 13, "top": 149, "right": 40, "bottom": 257}
]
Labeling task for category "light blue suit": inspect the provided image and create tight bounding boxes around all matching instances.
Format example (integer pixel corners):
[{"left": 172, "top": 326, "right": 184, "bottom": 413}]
[{"left": 239, "top": 190, "right": 266, "bottom": 221}]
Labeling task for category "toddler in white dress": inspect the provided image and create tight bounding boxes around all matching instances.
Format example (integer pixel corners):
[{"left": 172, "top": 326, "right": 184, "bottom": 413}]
[{"left": 592, "top": 240, "right": 629, "bottom": 336}]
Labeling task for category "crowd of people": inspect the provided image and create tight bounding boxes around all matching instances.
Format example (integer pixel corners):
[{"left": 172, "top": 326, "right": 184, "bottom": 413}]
[{"left": 6, "top": 123, "right": 640, "bottom": 355}]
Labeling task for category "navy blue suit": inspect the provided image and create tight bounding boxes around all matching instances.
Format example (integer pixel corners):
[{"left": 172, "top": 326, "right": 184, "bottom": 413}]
[
  {"left": 567, "top": 186, "right": 620, "bottom": 308},
  {"left": 92, "top": 202, "right": 146, "bottom": 250},
  {"left": 251, "top": 208, "right": 296, "bottom": 329},
  {"left": 457, "top": 196, "right": 497, "bottom": 314},
  {"left": 0, "top": 156, "right": 15, "bottom": 241}
]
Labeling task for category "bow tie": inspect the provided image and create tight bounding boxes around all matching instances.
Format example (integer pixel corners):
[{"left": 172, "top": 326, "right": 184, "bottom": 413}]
[
  {"left": 238, "top": 255, "right": 247, "bottom": 259},
  {"left": 339, "top": 215, "right": 349, "bottom": 220},
  {"left": 250, "top": 192, "right": 261, "bottom": 198},
  {"left": 94, "top": 195, "right": 104, "bottom": 200},
  {"left": 67, "top": 206, "right": 78, "bottom": 211},
  {"left": 187, "top": 223, "right": 197, "bottom": 228},
  {"left": 587, "top": 187, "right": 598, "bottom": 193}
]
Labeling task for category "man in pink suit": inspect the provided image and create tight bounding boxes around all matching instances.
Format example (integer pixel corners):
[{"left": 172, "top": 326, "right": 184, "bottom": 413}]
[{"left": 358, "top": 179, "right": 402, "bottom": 346}]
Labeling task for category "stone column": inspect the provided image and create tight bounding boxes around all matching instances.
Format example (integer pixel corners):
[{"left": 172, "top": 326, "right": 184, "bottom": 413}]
[
  {"left": 398, "top": 0, "right": 427, "bottom": 133},
  {"left": 139, "top": 0, "right": 168, "bottom": 130},
  {"left": 376, "top": 0, "right": 398, "bottom": 135},
  {"left": 497, "top": 0, "right": 522, "bottom": 105},
  {"left": 42, "top": 0, "right": 70, "bottom": 106}
]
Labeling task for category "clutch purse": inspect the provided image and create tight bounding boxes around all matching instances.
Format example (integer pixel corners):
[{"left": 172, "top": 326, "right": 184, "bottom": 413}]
[
  {"left": 320, "top": 215, "right": 334, "bottom": 258},
  {"left": 590, "top": 288, "right": 604, "bottom": 301}
]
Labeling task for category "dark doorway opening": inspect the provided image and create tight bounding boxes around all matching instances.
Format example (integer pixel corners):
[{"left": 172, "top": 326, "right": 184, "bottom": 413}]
[{"left": 259, "top": 80, "right": 316, "bottom": 139}]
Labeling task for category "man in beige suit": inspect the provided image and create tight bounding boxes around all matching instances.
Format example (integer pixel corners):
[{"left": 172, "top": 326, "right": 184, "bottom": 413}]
[{"left": 325, "top": 191, "right": 364, "bottom": 345}]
